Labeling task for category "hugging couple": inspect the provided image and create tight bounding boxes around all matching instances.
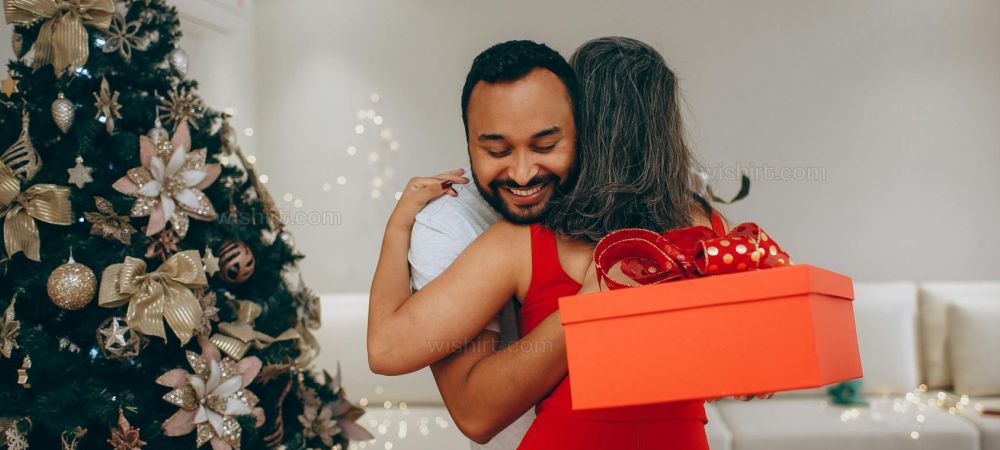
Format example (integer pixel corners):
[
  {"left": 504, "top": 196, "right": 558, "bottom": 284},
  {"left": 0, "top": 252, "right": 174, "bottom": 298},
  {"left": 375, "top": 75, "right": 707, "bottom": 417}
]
[{"left": 367, "top": 37, "right": 769, "bottom": 450}]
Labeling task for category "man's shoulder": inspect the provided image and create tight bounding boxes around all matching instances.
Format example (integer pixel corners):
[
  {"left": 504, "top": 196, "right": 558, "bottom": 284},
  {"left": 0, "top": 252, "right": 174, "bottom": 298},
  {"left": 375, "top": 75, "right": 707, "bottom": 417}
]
[{"left": 414, "top": 181, "right": 499, "bottom": 234}]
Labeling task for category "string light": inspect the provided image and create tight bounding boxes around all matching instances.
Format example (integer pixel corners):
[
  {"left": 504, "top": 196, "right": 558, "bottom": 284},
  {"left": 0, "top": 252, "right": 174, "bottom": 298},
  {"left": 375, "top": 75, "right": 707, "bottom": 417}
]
[
  {"left": 347, "top": 146, "right": 358, "bottom": 156},
  {"left": 243, "top": 127, "right": 254, "bottom": 137},
  {"left": 355, "top": 124, "right": 365, "bottom": 134},
  {"left": 337, "top": 176, "right": 347, "bottom": 185},
  {"left": 322, "top": 182, "right": 332, "bottom": 191}
]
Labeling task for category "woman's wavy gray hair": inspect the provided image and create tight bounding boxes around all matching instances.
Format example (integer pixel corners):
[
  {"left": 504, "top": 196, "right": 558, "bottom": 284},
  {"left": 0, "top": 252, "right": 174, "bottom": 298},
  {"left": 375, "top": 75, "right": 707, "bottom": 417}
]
[{"left": 544, "top": 36, "right": 701, "bottom": 243}]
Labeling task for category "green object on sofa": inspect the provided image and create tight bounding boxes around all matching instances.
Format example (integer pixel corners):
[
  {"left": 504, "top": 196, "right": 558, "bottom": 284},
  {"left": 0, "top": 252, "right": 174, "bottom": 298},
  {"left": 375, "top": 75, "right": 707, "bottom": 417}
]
[{"left": 827, "top": 380, "right": 868, "bottom": 406}]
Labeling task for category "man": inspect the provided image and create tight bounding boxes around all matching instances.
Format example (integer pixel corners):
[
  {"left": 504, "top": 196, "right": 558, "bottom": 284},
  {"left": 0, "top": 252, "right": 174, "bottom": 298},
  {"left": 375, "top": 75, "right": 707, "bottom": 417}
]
[{"left": 407, "top": 40, "right": 578, "bottom": 448}]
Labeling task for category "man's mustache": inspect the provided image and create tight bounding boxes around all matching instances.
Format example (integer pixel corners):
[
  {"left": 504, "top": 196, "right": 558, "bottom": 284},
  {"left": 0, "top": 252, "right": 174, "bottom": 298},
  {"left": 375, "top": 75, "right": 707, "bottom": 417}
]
[{"left": 489, "top": 174, "right": 560, "bottom": 190}]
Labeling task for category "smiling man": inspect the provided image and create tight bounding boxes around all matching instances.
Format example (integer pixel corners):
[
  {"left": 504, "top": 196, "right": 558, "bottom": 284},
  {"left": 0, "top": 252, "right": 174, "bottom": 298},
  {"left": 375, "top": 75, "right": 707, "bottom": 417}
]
[{"left": 406, "top": 40, "right": 579, "bottom": 449}]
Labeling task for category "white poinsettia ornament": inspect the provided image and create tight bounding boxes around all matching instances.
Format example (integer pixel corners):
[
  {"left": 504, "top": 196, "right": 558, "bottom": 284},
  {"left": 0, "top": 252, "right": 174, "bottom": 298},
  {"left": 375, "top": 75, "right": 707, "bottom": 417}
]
[
  {"left": 157, "top": 337, "right": 265, "bottom": 450},
  {"left": 113, "top": 122, "right": 220, "bottom": 238}
]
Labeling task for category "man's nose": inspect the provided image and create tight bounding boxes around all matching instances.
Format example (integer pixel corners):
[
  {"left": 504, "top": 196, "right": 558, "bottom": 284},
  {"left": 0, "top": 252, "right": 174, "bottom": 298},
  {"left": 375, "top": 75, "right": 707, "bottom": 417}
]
[{"left": 508, "top": 151, "right": 538, "bottom": 186}]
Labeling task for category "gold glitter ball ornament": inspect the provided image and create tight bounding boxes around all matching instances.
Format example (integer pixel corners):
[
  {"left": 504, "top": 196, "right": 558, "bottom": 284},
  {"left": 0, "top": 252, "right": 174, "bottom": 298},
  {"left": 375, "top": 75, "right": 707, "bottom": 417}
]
[{"left": 47, "top": 256, "right": 97, "bottom": 310}]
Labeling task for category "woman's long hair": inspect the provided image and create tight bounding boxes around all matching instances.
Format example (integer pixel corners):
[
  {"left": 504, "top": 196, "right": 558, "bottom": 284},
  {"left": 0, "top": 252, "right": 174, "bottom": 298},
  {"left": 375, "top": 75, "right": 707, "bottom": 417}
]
[{"left": 544, "top": 37, "right": 700, "bottom": 243}]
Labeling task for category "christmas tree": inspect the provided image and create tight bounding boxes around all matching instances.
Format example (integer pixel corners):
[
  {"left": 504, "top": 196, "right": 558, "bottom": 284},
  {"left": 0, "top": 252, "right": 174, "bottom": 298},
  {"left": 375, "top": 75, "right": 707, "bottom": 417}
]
[{"left": 0, "top": 1, "right": 370, "bottom": 449}]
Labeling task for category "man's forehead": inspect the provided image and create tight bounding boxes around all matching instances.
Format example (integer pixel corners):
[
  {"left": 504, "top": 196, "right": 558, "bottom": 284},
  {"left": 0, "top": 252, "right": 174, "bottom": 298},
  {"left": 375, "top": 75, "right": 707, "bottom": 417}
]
[{"left": 467, "top": 70, "right": 574, "bottom": 140}]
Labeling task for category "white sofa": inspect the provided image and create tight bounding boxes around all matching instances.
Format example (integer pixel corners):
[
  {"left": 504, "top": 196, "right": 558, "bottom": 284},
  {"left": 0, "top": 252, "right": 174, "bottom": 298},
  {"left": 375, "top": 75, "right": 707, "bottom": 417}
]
[{"left": 314, "top": 281, "right": 1000, "bottom": 450}]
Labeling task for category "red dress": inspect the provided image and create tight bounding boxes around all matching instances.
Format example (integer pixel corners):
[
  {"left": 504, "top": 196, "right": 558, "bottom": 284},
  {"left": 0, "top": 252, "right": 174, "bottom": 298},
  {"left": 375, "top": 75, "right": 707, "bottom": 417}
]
[{"left": 516, "top": 218, "right": 725, "bottom": 450}]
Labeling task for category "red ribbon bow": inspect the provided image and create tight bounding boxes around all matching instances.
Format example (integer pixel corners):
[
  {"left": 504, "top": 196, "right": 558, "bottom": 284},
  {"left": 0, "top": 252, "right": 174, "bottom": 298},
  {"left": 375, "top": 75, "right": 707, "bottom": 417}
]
[{"left": 593, "top": 222, "right": 791, "bottom": 290}]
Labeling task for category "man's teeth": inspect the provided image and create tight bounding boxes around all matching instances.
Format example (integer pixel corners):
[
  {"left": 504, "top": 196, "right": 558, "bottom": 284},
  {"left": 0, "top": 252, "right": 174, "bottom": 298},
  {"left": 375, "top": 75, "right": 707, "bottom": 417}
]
[{"left": 509, "top": 185, "right": 543, "bottom": 196}]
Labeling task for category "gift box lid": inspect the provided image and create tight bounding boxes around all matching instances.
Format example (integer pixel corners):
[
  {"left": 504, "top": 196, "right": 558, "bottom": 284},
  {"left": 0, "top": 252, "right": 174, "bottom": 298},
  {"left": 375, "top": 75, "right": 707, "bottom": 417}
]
[{"left": 559, "top": 264, "right": 853, "bottom": 326}]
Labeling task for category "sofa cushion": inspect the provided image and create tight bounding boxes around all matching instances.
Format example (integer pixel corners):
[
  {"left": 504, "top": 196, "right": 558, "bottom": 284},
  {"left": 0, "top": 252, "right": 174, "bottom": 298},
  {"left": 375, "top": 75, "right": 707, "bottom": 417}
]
[
  {"left": 919, "top": 282, "right": 1000, "bottom": 389},
  {"left": 717, "top": 396, "right": 980, "bottom": 450},
  {"left": 948, "top": 297, "right": 1000, "bottom": 396},
  {"left": 315, "top": 294, "right": 444, "bottom": 405},
  {"left": 780, "top": 282, "right": 919, "bottom": 397},
  {"left": 959, "top": 397, "right": 1000, "bottom": 450}
]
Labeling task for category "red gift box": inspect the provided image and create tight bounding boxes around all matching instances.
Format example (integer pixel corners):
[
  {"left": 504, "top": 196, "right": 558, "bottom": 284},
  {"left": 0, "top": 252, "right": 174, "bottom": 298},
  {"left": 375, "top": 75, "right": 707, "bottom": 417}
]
[{"left": 557, "top": 223, "right": 863, "bottom": 410}]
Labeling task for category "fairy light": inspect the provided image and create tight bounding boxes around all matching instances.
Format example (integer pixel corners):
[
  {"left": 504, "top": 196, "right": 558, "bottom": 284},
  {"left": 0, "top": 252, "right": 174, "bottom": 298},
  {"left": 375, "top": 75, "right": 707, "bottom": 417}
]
[
  {"left": 258, "top": 174, "right": 268, "bottom": 184},
  {"left": 373, "top": 116, "right": 383, "bottom": 125},
  {"left": 322, "top": 182, "right": 332, "bottom": 191},
  {"left": 337, "top": 176, "right": 347, "bottom": 185},
  {"left": 246, "top": 155, "right": 256, "bottom": 164},
  {"left": 283, "top": 193, "right": 293, "bottom": 202},
  {"left": 346, "top": 146, "right": 357, "bottom": 156},
  {"left": 380, "top": 129, "right": 392, "bottom": 139},
  {"left": 293, "top": 199, "right": 303, "bottom": 208},
  {"left": 371, "top": 190, "right": 381, "bottom": 199},
  {"left": 243, "top": 127, "right": 254, "bottom": 137},
  {"left": 389, "top": 141, "right": 399, "bottom": 151},
  {"left": 368, "top": 152, "right": 380, "bottom": 162},
  {"left": 371, "top": 93, "right": 380, "bottom": 103},
  {"left": 355, "top": 124, "right": 365, "bottom": 134},
  {"left": 372, "top": 177, "right": 383, "bottom": 188}
]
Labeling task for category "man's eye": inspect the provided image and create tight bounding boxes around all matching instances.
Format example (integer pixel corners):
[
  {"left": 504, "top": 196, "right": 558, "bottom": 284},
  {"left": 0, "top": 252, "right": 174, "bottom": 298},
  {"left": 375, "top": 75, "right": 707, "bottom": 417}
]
[
  {"left": 533, "top": 143, "right": 557, "bottom": 152},
  {"left": 486, "top": 148, "right": 511, "bottom": 157}
]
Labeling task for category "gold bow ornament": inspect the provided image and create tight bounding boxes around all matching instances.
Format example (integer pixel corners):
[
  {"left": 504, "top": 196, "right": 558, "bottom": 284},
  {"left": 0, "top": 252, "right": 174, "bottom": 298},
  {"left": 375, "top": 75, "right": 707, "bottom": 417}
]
[
  {"left": 0, "top": 159, "right": 72, "bottom": 262},
  {"left": 211, "top": 300, "right": 299, "bottom": 359},
  {"left": 98, "top": 250, "right": 207, "bottom": 345},
  {"left": 4, "top": 0, "right": 115, "bottom": 75}
]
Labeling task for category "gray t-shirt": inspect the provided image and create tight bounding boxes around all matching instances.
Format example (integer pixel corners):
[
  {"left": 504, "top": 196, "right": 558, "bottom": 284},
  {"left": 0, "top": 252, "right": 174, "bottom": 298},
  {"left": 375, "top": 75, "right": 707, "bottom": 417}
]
[{"left": 407, "top": 174, "right": 534, "bottom": 450}]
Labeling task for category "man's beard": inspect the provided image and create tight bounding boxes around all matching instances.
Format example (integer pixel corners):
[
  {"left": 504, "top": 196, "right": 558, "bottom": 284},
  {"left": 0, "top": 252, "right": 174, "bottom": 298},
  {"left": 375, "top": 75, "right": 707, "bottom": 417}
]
[{"left": 472, "top": 172, "right": 566, "bottom": 225}]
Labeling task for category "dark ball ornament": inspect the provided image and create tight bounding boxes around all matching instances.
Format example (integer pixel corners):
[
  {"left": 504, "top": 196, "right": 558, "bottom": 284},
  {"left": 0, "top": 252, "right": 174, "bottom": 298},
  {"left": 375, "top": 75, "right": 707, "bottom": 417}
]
[{"left": 218, "top": 239, "right": 255, "bottom": 284}]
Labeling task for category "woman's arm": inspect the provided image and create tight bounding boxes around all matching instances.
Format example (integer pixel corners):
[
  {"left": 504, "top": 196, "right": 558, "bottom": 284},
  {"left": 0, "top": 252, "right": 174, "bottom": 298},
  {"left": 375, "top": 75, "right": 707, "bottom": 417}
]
[
  {"left": 428, "top": 261, "right": 602, "bottom": 443},
  {"left": 430, "top": 312, "right": 565, "bottom": 444},
  {"left": 368, "top": 171, "right": 528, "bottom": 375}
]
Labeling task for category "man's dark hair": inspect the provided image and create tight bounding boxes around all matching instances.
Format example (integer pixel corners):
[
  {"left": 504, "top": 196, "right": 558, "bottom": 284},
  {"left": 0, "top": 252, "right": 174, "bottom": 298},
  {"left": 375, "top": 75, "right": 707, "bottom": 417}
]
[{"left": 461, "top": 40, "right": 579, "bottom": 140}]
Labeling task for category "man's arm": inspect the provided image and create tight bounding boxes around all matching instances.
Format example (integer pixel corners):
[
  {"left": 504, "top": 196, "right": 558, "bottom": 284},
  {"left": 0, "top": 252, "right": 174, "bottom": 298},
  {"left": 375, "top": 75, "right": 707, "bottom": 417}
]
[{"left": 430, "top": 313, "right": 566, "bottom": 444}]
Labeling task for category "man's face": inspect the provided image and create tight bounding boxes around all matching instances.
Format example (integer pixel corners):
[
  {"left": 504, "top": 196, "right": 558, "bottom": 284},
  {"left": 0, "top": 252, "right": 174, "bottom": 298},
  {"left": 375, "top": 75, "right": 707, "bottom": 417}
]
[{"left": 466, "top": 68, "right": 576, "bottom": 224}]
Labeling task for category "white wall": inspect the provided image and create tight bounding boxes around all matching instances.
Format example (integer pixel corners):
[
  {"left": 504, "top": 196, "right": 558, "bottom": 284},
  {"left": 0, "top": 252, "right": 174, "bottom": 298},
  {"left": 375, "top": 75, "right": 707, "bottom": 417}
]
[
  {"left": 252, "top": 0, "right": 1000, "bottom": 292},
  {"left": 5, "top": 1, "right": 999, "bottom": 293}
]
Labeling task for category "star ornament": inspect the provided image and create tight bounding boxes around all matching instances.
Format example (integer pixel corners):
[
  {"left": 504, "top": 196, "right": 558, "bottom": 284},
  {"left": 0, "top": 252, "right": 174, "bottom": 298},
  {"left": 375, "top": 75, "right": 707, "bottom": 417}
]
[
  {"left": 94, "top": 77, "right": 123, "bottom": 134},
  {"left": 113, "top": 122, "right": 220, "bottom": 238},
  {"left": 67, "top": 156, "right": 94, "bottom": 188}
]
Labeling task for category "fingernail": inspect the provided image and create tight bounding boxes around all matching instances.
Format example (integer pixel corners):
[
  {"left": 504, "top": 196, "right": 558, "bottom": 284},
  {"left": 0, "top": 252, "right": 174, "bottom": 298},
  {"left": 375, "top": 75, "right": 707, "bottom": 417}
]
[{"left": 441, "top": 180, "right": 453, "bottom": 190}]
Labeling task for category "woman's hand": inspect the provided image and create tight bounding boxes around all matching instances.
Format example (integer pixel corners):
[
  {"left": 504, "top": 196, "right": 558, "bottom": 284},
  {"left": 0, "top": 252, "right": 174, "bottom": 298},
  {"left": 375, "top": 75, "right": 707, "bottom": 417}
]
[
  {"left": 389, "top": 168, "right": 469, "bottom": 230},
  {"left": 577, "top": 260, "right": 603, "bottom": 295}
]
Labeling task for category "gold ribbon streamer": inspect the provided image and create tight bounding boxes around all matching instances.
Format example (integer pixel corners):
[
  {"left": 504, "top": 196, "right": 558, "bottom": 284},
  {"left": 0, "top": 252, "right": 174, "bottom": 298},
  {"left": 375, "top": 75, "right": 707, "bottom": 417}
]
[
  {"left": 98, "top": 250, "right": 207, "bottom": 345},
  {"left": 4, "top": 0, "right": 115, "bottom": 74},
  {"left": 0, "top": 160, "right": 72, "bottom": 262},
  {"left": 210, "top": 299, "right": 299, "bottom": 359}
]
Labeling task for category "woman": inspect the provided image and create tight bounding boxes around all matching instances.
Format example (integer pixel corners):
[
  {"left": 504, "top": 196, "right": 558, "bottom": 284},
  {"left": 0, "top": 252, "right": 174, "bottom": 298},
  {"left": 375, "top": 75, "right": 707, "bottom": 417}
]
[{"left": 370, "top": 37, "right": 736, "bottom": 449}]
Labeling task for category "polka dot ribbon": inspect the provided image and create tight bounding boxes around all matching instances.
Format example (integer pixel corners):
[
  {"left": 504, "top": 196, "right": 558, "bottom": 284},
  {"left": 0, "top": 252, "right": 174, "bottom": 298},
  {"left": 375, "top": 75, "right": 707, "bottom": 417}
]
[{"left": 593, "top": 223, "right": 792, "bottom": 290}]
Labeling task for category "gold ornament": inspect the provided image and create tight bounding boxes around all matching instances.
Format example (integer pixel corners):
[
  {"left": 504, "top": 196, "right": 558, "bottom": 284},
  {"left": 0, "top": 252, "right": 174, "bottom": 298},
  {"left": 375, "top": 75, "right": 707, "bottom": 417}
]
[
  {"left": 1, "top": 111, "right": 41, "bottom": 182},
  {"left": 96, "top": 316, "right": 143, "bottom": 360},
  {"left": 51, "top": 92, "right": 75, "bottom": 134},
  {"left": 298, "top": 403, "right": 339, "bottom": 448},
  {"left": 144, "top": 227, "right": 180, "bottom": 262},
  {"left": 84, "top": 196, "right": 136, "bottom": 245},
  {"left": 93, "top": 77, "right": 122, "bottom": 134},
  {"left": 60, "top": 426, "right": 86, "bottom": 450},
  {"left": 112, "top": 121, "right": 220, "bottom": 238},
  {"left": 0, "top": 294, "right": 19, "bottom": 358},
  {"left": 202, "top": 248, "right": 220, "bottom": 277},
  {"left": 66, "top": 155, "right": 93, "bottom": 188},
  {"left": 157, "top": 338, "right": 264, "bottom": 450},
  {"left": 210, "top": 300, "right": 299, "bottom": 360},
  {"left": 1, "top": 71, "right": 17, "bottom": 97},
  {"left": 3, "top": 0, "right": 115, "bottom": 75},
  {"left": 10, "top": 31, "right": 29, "bottom": 58},
  {"left": 3, "top": 426, "right": 28, "bottom": 450},
  {"left": 102, "top": 10, "right": 149, "bottom": 62},
  {"left": 97, "top": 250, "right": 207, "bottom": 345},
  {"left": 195, "top": 290, "right": 219, "bottom": 337},
  {"left": 218, "top": 240, "right": 254, "bottom": 284},
  {"left": 108, "top": 407, "right": 146, "bottom": 450},
  {"left": 47, "top": 255, "right": 97, "bottom": 310},
  {"left": 16, "top": 355, "right": 30, "bottom": 388},
  {"left": 0, "top": 159, "right": 73, "bottom": 262},
  {"left": 159, "top": 84, "right": 203, "bottom": 129}
]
